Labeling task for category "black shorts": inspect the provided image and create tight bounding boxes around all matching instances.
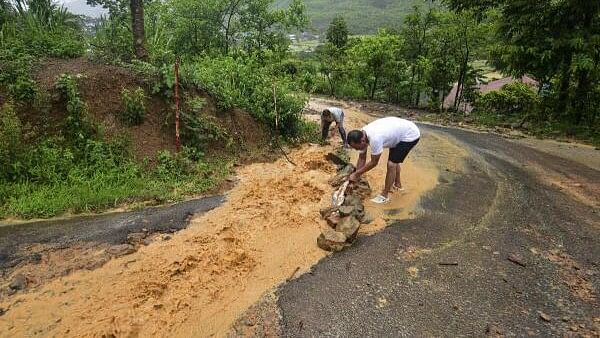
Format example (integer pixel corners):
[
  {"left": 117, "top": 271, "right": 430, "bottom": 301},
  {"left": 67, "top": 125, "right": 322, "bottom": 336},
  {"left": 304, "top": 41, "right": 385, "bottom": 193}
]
[{"left": 388, "top": 138, "right": 420, "bottom": 163}]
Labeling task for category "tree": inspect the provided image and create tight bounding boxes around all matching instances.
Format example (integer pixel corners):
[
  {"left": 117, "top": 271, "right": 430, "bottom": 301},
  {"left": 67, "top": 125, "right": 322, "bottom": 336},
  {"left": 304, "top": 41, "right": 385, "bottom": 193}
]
[
  {"left": 401, "top": 5, "right": 437, "bottom": 106},
  {"left": 87, "top": 0, "right": 147, "bottom": 59},
  {"left": 129, "top": 0, "right": 147, "bottom": 59},
  {"left": 348, "top": 30, "right": 403, "bottom": 100},
  {"left": 445, "top": 0, "right": 600, "bottom": 125},
  {"left": 326, "top": 16, "right": 349, "bottom": 50}
]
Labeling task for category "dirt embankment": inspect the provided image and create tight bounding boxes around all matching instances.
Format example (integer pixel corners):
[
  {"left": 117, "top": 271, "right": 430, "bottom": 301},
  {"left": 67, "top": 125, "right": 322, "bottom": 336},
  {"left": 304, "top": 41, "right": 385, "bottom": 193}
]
[
  {"left": 0, "top": 100, "right": 463, "bottom": 337},
  {"left": 27, "top": 57, "right": 269, "bottom": 161}
]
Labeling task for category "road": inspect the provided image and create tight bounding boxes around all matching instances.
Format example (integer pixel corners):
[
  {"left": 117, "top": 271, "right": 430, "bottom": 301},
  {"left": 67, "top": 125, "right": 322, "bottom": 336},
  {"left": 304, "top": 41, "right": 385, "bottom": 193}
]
[
  {"left": 0, "top": 100, "right": 598, "bottom": 337},
  {"left": 277, "top": 124, "right": 599, "bottom": 336}
]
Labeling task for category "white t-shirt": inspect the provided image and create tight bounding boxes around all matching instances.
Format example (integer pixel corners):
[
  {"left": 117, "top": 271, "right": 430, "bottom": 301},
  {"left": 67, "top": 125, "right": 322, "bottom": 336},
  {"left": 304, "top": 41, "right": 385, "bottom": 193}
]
[
  {"left": 362, "top": 117, "right": 420, "bottom": 155},
  {"left": 322, "top": 107, "right": 343, "bottom": 123}
]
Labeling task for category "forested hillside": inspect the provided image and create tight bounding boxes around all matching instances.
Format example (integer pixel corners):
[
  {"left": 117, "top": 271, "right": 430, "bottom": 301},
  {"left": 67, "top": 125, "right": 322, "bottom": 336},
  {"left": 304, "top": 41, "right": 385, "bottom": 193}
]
[{"left": 276, "top": 0, "right": 426, "bottom": 33}]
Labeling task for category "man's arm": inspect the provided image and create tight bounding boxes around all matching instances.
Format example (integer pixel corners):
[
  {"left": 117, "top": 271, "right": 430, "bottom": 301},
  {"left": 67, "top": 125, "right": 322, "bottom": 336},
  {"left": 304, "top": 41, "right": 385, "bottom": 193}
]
[
  {"left": 356, "top": 151, "right": 367, "bottom": 170},
  {"left": 351, "top": 153, "right": 381, "bottom": 180}
]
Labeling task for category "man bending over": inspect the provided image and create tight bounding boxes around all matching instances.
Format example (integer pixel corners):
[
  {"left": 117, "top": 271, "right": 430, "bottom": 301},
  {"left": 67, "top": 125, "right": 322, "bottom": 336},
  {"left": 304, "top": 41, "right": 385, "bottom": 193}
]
[{"left": 347, "top": 117, "right": 420, "bottom": 204}]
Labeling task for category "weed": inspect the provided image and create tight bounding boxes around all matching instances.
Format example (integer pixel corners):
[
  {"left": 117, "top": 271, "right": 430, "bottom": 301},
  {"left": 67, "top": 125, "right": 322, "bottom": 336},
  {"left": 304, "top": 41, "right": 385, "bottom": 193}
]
[{"left": 120, "top": 87, "right": 147, "bottom": 126}]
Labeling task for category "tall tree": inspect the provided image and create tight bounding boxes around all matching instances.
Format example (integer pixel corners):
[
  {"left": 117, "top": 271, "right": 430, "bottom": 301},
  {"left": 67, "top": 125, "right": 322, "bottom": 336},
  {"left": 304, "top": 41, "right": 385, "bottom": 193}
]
[
  {"left": 129, "top": 0, "right": 147, "bottom": 59},
  {"left": 88, "top": 0, "right": 147, "bottom": 59},
  {"left": 326, "top": 16, "right": 349, "bottom": 50}
]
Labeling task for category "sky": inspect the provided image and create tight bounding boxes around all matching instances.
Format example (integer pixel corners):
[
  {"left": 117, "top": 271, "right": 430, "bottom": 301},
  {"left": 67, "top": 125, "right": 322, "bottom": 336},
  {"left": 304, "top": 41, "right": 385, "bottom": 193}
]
[{"left": 55, "top": 0, "right": 107, "bottom": 17}]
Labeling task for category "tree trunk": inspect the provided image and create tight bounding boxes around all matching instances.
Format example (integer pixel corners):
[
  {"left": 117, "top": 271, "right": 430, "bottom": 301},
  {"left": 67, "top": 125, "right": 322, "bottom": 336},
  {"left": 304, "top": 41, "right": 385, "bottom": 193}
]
[
  {"left": 370, "top": 74, "right": 379, "bottom": 100},
  {"left": 130, "top": 0, "right": 148, "bottom": 60}
]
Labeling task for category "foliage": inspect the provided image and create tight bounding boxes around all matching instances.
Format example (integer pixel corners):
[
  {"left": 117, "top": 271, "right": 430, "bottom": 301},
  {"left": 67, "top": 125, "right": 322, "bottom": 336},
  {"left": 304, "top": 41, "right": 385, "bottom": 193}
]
[
  {"left": 348, "top": 30, "right": 404, "bottom": 100},
  {"left": 55, "top": 74, "right": 96, "bottom": 146},
  {"left": 0, "top": 0, "right": 85, "bottom": 101},
  {"left": 180, "top": 96, "right": 233, "bottom": 150},
  {"left": 326, "top": 16, "right": 349, "bottom": 49},
  {"left": 275, "top": 0, "right": 431, "bottom": 34},
  {"left": 183, "top": 56, "right": 308, "bottom": 139},
  {"left": 475, "top": 82, "right": 539, "bottom": 117},
  {"left": 0, "top": 101, "right": 22, "bottom": 180},
  {"left": 120, "top": 87, "right": 146, "bottom": 126},
  {"left": 445, "top": 0, "right": 600, "bottom": 126}
]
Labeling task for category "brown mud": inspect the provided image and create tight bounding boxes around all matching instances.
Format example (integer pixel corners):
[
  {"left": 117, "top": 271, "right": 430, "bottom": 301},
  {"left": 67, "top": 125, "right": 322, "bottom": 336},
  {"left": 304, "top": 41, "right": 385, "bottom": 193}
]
[{"left": 0, "top": 100, "right": 458, "bottom": 337}]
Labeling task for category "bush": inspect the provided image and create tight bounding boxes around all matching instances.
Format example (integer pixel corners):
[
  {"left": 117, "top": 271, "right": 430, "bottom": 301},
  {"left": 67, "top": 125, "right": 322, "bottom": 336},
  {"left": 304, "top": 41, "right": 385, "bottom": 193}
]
[
  {"left": 475, "top": 82, "right": 540, "bottom": 117},
  {"left": 55, "top": 74, "right": 96, "bottom": 146},
  {"left": 183, "top": 56, "right": 309, "bottom": 139},
  {"left": 120, "top": 87, "right": 147, "bottom": 126},
  {"left": 0, "top": 101, "right": 23, "bottom": 180},
  {"left": 180, "top": 96, "right": 232, "bottom": 150}
]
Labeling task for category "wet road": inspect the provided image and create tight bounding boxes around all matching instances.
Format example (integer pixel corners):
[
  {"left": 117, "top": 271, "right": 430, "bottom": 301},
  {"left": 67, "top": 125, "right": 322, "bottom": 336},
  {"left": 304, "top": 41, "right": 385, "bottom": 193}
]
[
  {"left": 0, "top": 196, "right": 224, "bottom": 271},
  {"left": 278, "top": 125, "right": 599, "bottom": 336}
]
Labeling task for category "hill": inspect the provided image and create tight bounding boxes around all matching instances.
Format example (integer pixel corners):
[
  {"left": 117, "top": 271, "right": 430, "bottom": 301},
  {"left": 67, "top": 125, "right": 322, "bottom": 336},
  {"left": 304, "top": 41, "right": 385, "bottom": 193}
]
[{"left": 276, "top": 0, "right": 428, "bottom": 34}]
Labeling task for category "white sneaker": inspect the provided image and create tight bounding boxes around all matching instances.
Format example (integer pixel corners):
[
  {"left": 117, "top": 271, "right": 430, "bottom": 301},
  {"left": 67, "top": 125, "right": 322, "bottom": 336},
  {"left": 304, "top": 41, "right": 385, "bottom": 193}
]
[{"left": 370, "top": 195, "right": 390, "bottom": 204}]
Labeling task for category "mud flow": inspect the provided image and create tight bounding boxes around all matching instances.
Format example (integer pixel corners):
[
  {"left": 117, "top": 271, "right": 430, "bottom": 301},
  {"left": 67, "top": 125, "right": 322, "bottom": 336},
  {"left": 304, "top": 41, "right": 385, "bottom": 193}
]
[{"left": 0, "top": 100, "right": 465, "bottom": 337}]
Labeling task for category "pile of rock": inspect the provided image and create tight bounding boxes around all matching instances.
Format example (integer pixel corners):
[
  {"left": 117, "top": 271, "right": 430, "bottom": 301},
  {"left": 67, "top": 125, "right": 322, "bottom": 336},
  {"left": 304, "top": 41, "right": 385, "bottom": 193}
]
[{"left": 317, "top": 159, "right": 373, "bottom": 252}]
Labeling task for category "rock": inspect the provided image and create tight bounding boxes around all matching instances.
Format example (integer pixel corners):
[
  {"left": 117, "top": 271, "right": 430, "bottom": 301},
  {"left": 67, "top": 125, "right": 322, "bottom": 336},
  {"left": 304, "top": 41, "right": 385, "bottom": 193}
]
[
  {"left": 358, "top": 212, "right": 373, "bottom": 224},
  {"left": 338, "top": 206, "right": 355, "bottom": 217},
  {"left": 317, "top": 228, "right": 348, "bottom": 252},
  {"left": 319, "top": 206, "right": 339, "bottom": 218},
  {"left": 336, "top": 216, "right": 360, "bottom": 242},
  {"left": 539, "top": 312, "right": 551, "bottom": 322},
  {"left": 507, "top": 253, "right": 527, "bottom": 267},
  {"left": 339, "top": 164, "right": 355, "bottom": 176},
  {"left": 0, "top": 307, "right": 5, "bottom": 316},
  {"left": 142, "top": 238, "right": 153, "bottom": 246},
  {"left": 9, "top": 274, "right": 27, "bottom": 290},
  {"left": 162, "top": 234, "right": 172, "bottom": 241},
  {"left": 343, "top": 194, "right": 362, "bottom": 208},
  {"left": 106, "top": 244, "right": 136, "bottom": 257},
  {"left": 328, "top": 174, "right": 349, "bottom": 187},
  {"left": 127, "top": 232, "right": 147, "bottom": 245},
  {"left": 325, "top": 152, "right": 348, "bottom": 166},
  {"left": 325, "top": 213, "right": 341, "bottom": 228}
]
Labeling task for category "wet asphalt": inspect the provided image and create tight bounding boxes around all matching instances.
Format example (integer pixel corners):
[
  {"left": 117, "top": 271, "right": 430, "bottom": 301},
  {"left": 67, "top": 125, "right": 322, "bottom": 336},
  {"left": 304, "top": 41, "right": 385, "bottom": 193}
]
[
  {"left": 278, "top": 125, "right": 600, "bottom": 337},
  {"left": 0, "top": 195, "right": 224, "bottom": 271}
]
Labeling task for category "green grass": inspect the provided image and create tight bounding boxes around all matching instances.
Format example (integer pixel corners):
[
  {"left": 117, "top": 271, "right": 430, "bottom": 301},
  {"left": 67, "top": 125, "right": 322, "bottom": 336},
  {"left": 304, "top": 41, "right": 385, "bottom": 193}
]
[{"left": 0, "top": 158, "right": 231, "bottom": 219}]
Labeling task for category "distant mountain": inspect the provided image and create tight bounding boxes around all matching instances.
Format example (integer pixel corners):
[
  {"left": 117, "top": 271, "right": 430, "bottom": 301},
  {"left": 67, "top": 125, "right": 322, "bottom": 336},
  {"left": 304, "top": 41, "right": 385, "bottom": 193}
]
[
  {"left": 58, "top": 0, "right": 107, "bottom": 18},
  {"left": 276, "top": 0, "right": 428, "bottom": 34}
]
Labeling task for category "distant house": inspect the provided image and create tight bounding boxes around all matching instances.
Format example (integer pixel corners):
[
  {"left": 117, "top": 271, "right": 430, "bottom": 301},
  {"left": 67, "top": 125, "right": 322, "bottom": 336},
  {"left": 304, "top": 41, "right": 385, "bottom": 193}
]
[{"left": 443, "top": 75, "right": 539, "bottom": 113}]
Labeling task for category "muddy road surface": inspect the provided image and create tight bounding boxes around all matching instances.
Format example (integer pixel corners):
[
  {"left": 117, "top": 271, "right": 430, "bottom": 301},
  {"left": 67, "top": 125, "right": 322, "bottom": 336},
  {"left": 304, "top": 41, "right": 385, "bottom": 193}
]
[
  {"left": 0, "top": 98, "right": 598, "bottom": 337},
  {"left": 273, "top": 99, "right": 600, "bottom": 337}
]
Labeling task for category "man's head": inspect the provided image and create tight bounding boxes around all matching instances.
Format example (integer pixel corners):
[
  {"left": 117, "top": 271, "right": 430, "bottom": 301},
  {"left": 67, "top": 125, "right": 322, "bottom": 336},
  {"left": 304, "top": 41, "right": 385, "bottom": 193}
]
[
  {"left": 347, "top": 129, "right": 367, "bottom": 151},
  {"left": 322, "top": 109, "right": 333, "bottom": 122}
]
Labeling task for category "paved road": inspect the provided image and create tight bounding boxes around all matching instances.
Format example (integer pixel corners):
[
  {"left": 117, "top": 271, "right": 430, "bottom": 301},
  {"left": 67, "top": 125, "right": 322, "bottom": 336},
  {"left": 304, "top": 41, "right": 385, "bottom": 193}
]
[
  {"left": 0, "top": 196, "right": 224, "bottom": 271},
  {"left": 278, "top": 125, "right": 599, "bottom": 337}
]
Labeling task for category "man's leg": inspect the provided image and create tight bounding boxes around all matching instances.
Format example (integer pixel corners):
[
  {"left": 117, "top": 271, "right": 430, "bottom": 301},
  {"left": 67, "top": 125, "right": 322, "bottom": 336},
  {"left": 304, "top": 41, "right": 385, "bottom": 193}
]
[
  {"left": 382, "top": 160, "right": 397, "bottom": 198},
  {"left": 321, "top": 121, "right": 332, "bottom": 141},
  {"left": 394, "top": 163, "right": 402, "bottom": 189},
  {"left": 338, "top": 123, "right": 347, "bottom": 147}
]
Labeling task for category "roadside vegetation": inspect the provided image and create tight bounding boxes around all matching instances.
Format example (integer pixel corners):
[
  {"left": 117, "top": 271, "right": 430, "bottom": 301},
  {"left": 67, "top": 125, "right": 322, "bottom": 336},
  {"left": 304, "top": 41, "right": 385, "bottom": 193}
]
[
  {"left": 0, "top": 0, "right": 317, "bottom": 219},
  {"left": 0, "top": 0, "right": 597, "bottom": 219},
  {"left": 299, "top": 1, "right": 599, "bottom": 145}
]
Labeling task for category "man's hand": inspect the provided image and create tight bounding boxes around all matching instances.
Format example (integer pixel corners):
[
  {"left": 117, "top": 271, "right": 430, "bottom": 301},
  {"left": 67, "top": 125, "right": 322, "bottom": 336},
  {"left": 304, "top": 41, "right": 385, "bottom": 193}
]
[{"left": 348, "top": 172, "right": 359, "bottom": 182}]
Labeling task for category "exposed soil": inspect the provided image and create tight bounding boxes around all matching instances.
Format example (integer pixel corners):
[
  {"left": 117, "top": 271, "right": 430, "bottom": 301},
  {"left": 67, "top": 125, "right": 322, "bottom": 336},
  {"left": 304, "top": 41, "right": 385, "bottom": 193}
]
[{"left": 27, "top": 57, "right": 269, "bottom": 161}]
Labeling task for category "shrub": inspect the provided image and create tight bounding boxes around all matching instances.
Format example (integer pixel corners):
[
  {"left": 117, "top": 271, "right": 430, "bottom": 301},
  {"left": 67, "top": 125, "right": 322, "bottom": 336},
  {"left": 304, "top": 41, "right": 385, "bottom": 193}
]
[
  {"left": 475, "top": 82, "right": 540, "bottom": 117},
  {"left": 120, "top": 87, "right": 147, "bottom": 126},
  {"left": 179, "top": 96, "right": 232, "bottom": 150},
  {"left": 183, "top": 56, "right": 308, "bottom": 139},
  {"left": 55, "top": 74, "right": 97, "bottom": 146},
  {"left": 0, "top": 101, "right": 23, "bottom": 180}
]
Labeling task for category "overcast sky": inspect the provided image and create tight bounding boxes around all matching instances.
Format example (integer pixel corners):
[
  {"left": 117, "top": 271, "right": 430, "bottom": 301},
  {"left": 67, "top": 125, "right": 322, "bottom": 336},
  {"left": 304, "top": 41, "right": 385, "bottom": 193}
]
[{"left": 56, "top": 0, "right": 107, "bottom": 17}]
